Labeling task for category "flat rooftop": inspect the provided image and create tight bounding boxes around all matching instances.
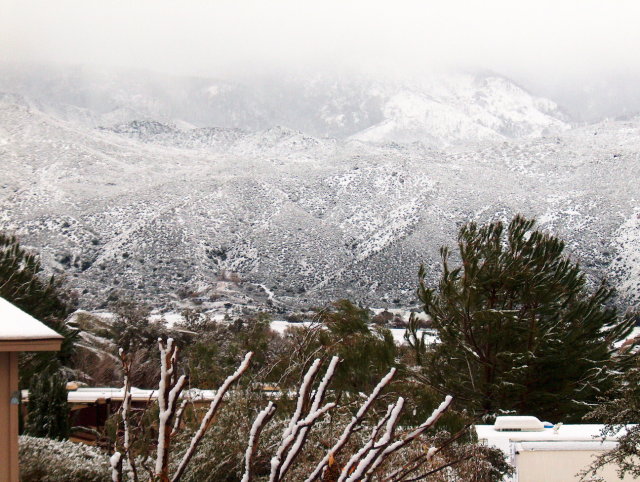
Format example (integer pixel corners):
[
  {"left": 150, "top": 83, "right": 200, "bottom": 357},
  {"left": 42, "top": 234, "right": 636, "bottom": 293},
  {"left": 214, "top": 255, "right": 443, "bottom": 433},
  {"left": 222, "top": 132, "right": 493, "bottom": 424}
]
[
  {"left": 21, "top": 387, "right": 219, "bottom": 404},
  {"left": 475, "top": 423, "right": 632, "bottom": 454}
]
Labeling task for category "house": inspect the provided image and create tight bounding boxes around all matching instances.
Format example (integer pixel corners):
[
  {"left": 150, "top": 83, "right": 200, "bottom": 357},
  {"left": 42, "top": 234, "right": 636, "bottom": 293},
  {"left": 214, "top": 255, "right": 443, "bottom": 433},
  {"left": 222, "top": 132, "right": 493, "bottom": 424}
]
[
  {"left": 0, "top": 297, "right": 63, "bottom": 482},
  {"left": 21, "top": 386, "right": 220, "bottom": 443},
  {"left": 21, "top": 384, "right": 288, "bottom": 443},
  {"left": 476, "top": 416, "right": 636, "bottom": 481}
]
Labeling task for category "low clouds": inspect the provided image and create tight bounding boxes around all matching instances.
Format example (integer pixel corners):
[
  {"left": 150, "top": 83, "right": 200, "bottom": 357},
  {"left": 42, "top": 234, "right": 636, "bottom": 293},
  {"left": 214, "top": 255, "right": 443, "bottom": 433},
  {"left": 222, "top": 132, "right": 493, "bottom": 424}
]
[
  {"left": 2, "top": 1, "right": 638, "bottom": 78},
  {"left": 2, "top": 0, "right": 640, "bottom": 118}
]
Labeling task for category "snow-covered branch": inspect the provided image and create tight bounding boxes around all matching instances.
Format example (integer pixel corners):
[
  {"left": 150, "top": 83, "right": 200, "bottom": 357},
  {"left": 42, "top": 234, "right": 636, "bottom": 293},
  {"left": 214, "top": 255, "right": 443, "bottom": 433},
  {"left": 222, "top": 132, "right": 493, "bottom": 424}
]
[
  {"left": 386, "top": 423, "right": 470, "bottom": 482},
  {"left": 338, "top": 404, "right": 395, "bottom": 482},
  {"left": 155, "top": 338, "right": 187, "bottom": 481},
  {"left": 343, "top": 397, "right": 405, "bottom": 482},
  {"left": 110, "top": 348, "right": 137, "bottom": 482},
  {"left": 241, "top": 401, "right": 277, "bottom": 482},
  {"left": 172, "top": 351, "right": 253, "bottom": 482},
  {"left": 110, "top": 452, "right": 122, "bottom": 482},
  {"left": 269, "top": 356, "right": 340, "bottom": 482},
  {"left": 306, "top": 367, "right": 397, "bottom": 482},
  {"left": 279, "top": 356, "right": 340, "bottom": 478},
  {"left": 109, "top": 339, "right": 455, "bottom": 482},
  {"left": 119, "top": 348, "right": 138, "bottom": 482},
  {"left": 360, "top": 395, "right": 453, "bottom": 480},
  {"left": 171, "top": 399, "right": 189, "bottom": 436},
  {"left": 332, "top": 394, "right": 453, "bottom": 481}
]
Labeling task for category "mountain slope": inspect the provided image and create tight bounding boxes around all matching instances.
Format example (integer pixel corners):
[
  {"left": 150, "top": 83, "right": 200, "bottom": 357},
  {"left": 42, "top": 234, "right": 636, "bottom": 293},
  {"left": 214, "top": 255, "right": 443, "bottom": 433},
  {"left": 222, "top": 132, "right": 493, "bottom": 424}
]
[
  {"left": 1, "top": 99, "right": 638, "bottom": 310},
  {"left": 0, "top": 64, "right": 568, "bottom": 146},
  {"left": 351, "top": 75, "right": 568, "bottom": 146}
]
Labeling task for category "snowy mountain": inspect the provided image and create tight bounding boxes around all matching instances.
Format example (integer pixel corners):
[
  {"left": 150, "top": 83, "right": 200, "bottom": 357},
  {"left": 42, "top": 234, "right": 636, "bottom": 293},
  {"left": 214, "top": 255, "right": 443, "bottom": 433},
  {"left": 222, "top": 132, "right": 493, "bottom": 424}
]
[
  {"left": 0, "top": 64, "right": 568, "bottom": 146},
  {"left": 1, "top": 94, "right": 639, "bottom": 310},
  {"left": 350, "top": 76, "right": 568, "bottom": 146}
]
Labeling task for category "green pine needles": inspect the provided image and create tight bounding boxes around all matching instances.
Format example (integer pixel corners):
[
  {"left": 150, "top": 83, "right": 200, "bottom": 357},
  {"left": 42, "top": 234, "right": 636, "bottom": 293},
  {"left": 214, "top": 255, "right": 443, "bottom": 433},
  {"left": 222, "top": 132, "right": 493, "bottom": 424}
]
[
  {"left": 0, "top": 233, "right": 77, "bottom": 385},
  {"left": 25, "top": 369, "right": 70, "bottom": 441},
  {"left": 418, "top": 215, "right": 637, "bottom": 422},
  {"left": 0, "top": 233, "right": 70, "bottom": 321}
]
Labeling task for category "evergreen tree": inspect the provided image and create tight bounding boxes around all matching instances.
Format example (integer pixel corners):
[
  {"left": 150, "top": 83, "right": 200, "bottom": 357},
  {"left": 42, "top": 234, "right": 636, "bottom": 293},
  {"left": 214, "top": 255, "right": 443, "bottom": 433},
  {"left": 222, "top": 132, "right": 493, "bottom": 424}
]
[
  {"left": 418, "top": 215, "right": 636, "bottom": 422},
  {"left": 25, "top": 368, "right": 70, "bottom": 440},
  {"left": 317, "top": 299, "right": 396, "bottom": 393},
  {"left": 0, "top": 233, "right": 76, "bottom": 383},
  {"left": 0, "top": 233, "right": 71, "bottom": 320},
  {"left": 582, "top": 354, "right": 640, "bottom": 479}
]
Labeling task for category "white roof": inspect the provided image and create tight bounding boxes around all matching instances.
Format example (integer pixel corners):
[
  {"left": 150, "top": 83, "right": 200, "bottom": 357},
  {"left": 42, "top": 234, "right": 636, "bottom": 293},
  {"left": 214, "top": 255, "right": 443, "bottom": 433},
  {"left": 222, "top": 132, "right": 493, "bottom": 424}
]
[
  {"left": 22, "top": 387, "right": 219, "bottom": 404},
  {"left": 0, "top": 297, "right": 64, "bottom": 341},
  {"left": 476, "top": 423, "right": 627, "bottom": 442},
  {"left": 475, "top": 423, "right": 633, "bottom": 455},
  {"left": 22, "top": 386, "right": 292, "bottom": 404},
  {"left": 514, "top": 441, "right": 619, "bottom": 452},
  {"left": 494, "top": 415, "right": 545, "bottom": 431}
]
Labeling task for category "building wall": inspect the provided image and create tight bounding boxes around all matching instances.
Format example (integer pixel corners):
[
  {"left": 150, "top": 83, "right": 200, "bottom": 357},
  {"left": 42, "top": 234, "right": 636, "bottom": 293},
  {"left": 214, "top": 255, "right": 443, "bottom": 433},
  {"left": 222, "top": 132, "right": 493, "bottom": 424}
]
[
  {"left": 517, "top": 450, "right": 635, "bottom": 482},
  {"left": 0, "top": 352, "right": 19, "bottom": 482}
]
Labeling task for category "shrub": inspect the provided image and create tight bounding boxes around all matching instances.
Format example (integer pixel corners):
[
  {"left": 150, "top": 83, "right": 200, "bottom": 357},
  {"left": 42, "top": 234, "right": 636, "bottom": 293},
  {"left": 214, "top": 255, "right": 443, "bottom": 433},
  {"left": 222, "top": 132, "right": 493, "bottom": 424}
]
[
  {"left": 19, "top": 435, "right": 110, "bottom": 482},
  {"left": 25, "top": 368, "right": 70, "bottom": 440}
]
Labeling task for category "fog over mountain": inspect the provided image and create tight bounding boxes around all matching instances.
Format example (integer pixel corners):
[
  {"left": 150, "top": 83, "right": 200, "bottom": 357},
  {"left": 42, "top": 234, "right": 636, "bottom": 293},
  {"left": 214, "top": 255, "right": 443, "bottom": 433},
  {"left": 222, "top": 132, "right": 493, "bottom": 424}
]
[
  {"left": 3, "top": 0, "right": 640, "bottom": 120},
  {"left": 0, "top": 64, "right": 570, "bottom": 141}
]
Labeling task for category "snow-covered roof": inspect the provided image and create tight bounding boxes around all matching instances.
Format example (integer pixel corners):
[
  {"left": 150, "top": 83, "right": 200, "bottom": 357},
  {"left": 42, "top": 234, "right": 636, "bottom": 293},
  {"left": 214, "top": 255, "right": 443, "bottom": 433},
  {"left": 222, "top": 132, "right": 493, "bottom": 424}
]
[
  {"left": 22, "top": 387, "right": 219, "bottom": 404},
  {"left": 494, "top": 415, "right": 545, "bottom": 431},
  {"left": 0, "top": 297, "right": 64, "bottom": 351}
]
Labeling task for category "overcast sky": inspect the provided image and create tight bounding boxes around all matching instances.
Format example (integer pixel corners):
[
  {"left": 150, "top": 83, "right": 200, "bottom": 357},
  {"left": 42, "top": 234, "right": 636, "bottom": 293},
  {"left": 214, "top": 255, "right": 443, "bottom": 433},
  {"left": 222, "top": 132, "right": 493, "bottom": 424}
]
[
  {"left": 2, "top": 0, "right": 639, "bottom": 79},
  {"left": 2, "top": 0, "right": 640, "bottom": 119}
]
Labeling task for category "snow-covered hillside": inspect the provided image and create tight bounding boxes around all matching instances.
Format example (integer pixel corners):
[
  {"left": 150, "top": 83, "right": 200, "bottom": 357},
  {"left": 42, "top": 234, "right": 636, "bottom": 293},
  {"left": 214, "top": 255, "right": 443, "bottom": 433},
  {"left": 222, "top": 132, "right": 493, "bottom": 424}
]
[
  {"left": 0, "top": 93, "right": 638, "bottom": 310},
  {"left": 351, "top": 76, "right": 568, "bottom": 146},
  {"left": 0, "top": 64, "right": 568, "bottom": 146}
]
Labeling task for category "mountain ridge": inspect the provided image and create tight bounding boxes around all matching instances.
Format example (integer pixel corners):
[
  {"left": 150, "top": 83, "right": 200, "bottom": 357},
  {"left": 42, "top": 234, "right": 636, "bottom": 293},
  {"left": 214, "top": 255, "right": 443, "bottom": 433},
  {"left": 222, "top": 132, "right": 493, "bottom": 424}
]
[
  {"left": 0, "top": 64, "right": 569, "bottom": 146},
  {"left": 1, "top": 97, "right": 638, "bottom": 311}
]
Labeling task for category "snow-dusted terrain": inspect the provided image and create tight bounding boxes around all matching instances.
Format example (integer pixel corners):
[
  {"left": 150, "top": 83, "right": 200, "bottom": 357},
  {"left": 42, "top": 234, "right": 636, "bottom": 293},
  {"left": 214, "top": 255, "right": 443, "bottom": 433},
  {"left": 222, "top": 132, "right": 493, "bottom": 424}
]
[
  {"left": 1, "top": 66, "right": 639, "bottom": 310},
  {"left": 0, "top": 65, "right": 569, "bottom": 144}
]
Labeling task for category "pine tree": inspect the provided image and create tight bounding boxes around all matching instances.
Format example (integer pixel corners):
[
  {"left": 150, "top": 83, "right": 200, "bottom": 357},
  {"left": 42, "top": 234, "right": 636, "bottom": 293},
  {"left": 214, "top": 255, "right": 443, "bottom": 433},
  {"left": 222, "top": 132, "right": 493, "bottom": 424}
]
[
  {"left": 418, "top": 215, "right": 636, "bottom": 422},
  {"left": 24, "top": 368, "right": 70, "bottom": 440},
  {"left": 0, "top": 233, "right": 71, "bottom": 321},
  {"left": 0, "top": 233, "right": 76, "bottom": 383},
  {"left": 317, "top": 299, "right": 397, "bottom": 393},
  {"left": 582, "top": 356, "right": 640, "bottom": 479}
]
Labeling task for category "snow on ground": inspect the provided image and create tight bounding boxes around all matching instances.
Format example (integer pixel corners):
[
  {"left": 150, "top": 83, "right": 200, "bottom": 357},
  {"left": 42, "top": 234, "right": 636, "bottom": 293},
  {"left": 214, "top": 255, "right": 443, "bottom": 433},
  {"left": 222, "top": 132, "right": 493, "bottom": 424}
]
[
  {"left": 70, "top": 310, "right": 439, "bottom": 346},
  {"left": 4, "top": 96, "right": 638, "bottom": 310},
  {"left": 149, "top": 312, "right": 189, "bottom": 327},
  {"left": 271, "top": 319, "right": 439, "bottom": 346},
  {"left": 268, "top": 320, "right": 319, "bottom": 334},
  {"left": 388, "top": 327, "right": 439, "bottom": 346}
]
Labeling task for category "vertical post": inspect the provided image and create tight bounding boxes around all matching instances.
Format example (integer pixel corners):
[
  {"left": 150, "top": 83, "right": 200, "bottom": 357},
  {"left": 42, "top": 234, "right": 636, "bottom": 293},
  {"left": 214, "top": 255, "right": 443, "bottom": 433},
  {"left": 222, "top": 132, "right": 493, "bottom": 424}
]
[
  {"left": 9, "top": 352, "right": 19, "bottom": 482},
  {"left": 0, "top": 352, "right": 20, "bottom": 482},
  {"left": 0, "top": 352, "right": 9, "bottom": 480}
]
